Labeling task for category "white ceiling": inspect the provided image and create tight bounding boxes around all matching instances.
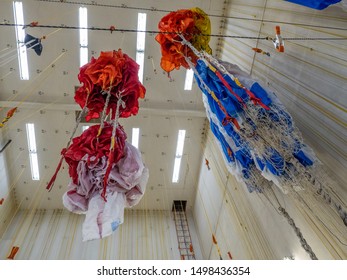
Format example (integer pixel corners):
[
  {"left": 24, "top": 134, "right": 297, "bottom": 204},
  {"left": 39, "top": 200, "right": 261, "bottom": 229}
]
[{"left": 0, "top": 0, "right": 227, "bottom": 210}]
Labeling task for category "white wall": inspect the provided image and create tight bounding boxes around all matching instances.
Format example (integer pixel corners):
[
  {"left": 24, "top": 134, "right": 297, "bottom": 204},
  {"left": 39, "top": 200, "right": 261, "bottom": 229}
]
[
  {"left": 0, "top": 129, "right": 10, "bottom": 200},
  {"left": 191, "top": 0, "right": 346, "bottom": 260},
  {"left": 193, "top": 129, "right": 347, "bottom": 260},
  {"left": 0, "top": 208, "right": 204, "bottom": 260},
  {"left": 193, "top": 132, "right": 276, "bottom": 260},
  {"left": 220, "top": 0, "right": 347, "bottom": 194},
  {"left": 0, "top": 129, "right": 16, "bottom": 238}
]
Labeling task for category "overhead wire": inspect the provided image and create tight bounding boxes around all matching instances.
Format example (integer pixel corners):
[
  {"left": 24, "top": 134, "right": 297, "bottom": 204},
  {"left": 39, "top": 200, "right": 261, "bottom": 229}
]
[
  {"left": 2, "top": 0, "right": 345, "bottom": 259},
  {"left": 1, "top": 22, "right": 346, "bottom": 41},
  {"left": 249, "top": 0, "right": 268, "bottom": 76},
  {"left": 34, "top": 0, "right": 347, "bottom": 31}
]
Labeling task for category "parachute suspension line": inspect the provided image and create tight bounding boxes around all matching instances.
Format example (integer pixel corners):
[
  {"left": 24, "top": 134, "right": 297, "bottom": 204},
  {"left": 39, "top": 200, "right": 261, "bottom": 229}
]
[
  {"left": 279, "top": 207, "right": 318, "bottom": 260},
  {"left": 46, "top": 105, "right": 88, "bottom": 191},
  {"left": 102, "top": 91, "right": 125, "bottom": 201}
]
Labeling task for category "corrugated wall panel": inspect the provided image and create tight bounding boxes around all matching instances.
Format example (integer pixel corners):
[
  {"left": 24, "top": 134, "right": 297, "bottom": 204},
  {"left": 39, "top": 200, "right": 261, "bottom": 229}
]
[
  {"left": 194, "top": 132, "right": 276, "bottom": 259},
  {"left": 192, "top": 0, "right": 346, "bottom": 260},
  {"left": 220, "top": 0, "right": 347, "bottom": 194},
  {"left": 0, "top": 209, "right": 199, "bottom": 260},
  {"left": 193, "top": 129, "right": 347, "bottom": 259}
]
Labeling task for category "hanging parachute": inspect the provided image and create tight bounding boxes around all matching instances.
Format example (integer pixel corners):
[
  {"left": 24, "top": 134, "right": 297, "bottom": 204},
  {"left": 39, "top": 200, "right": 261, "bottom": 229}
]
[
  {"left": 155, "top": 8, "right": 347, "bottom": 199},
  {"left": 62, "top": 123, "right": 148, "bottom": 241},
  {"left": 48, "top": 49, "right": 148, "bottom": 241},
  {"left": 155, "top": 8, "right": 347, "bottom": 258},
  {"left": 155, "top": 8, "right": 315, "bottom": 195}
]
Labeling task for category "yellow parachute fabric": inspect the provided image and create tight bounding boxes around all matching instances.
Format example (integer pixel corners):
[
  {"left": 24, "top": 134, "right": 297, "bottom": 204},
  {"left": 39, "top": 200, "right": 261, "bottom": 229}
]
[{"left": 190, "top": 7, "right": 212, "bottom": 55}]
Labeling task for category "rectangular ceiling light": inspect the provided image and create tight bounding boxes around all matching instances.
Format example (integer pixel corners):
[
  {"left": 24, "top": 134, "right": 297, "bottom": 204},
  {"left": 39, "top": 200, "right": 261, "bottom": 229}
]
[
  {"left": 25, "top": 123, "right": 40, "bottom": 180},
  {"left": 136, "top": 52, "right": 144, "bottom": 84},
  {"left": 172, "top": 130, "right": 186, "bottom": 183},
  {"left": 13, "top": 1, "right": 29, "bottom": 80},
  {"left": 136, "top": 13, "right": 147, "bottom": 83},
  {"left": 184, "top": 69, "right": 194, "bottom": 90},
  {"left": 132, "top": 128, "right": 140, "bottom": 149},
  {"left": 79, "top": 7, "right": 88, "bottom": 67}
]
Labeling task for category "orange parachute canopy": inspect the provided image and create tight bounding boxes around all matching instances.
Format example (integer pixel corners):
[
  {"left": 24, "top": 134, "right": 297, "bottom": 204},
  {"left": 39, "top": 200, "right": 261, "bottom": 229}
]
[{"left": 155, "top": 8, "right": 212, "bottom": 73}]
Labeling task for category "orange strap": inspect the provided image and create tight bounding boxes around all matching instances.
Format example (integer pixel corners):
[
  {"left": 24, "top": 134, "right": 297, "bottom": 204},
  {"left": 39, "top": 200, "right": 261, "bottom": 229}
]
[
  {"left": 0, "top": 107, "right": 17, "bottom": 128},
  {"left": 243, "top": 87, "right": 270, "bottom": 110},
  {"left": 222, "top": 115, "right": 240, "bottom": 130},
  {"left": 209, "top": 63, "right": 269, "bottom": 124},
  {"left": 215, "top": 71, "right": 245, "bottom": 106},
  {"left": 252, "top": 47, "right": 263, "bottom": 53},
  {"left": 7, "top": 246, "right": 19, "bottom": 260},
  {"left": 205, "top": 158, "right": 210, "bottom": 170},
  {"left": 189, "top": 244, "right": 194, "bottom": 253},
  {"left": 212, "top": 234, "right": 223, "bottom": 260},
  {"left": 212, "top": 234, "right": 217, "bottom": 245},
  {"left": 227, "top": 147, "right": 233, "bottom": 158},
  {"left": 7, "top": 107, "right": 17, "bottom": 117},
  {"left": 214, "top": 64, "right": 270, "bottom": 111},
  {"left": 206, "top": 88, "right": 240, "bottom": 130}
]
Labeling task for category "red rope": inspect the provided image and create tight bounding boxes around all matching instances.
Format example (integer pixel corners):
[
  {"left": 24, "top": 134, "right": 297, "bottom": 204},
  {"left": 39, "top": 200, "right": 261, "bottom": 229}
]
[{"left": 46, "top": 155, "right": 64, "bottom": 191}]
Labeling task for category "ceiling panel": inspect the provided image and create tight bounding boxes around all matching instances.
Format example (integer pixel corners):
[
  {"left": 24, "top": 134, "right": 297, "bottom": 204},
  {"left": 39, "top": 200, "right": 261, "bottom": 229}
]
[{"left": 0, "top": 0, "right": 225, "bottom": 210}]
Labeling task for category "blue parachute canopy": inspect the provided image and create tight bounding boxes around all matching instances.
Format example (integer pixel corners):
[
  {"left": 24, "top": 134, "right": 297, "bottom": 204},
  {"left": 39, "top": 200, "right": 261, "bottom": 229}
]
[
  {"left": 285, "top": 0, "right": 341, "bottom": 10},
  {"left": 194, "top": 58, "right": 316, "bottom": 193}
]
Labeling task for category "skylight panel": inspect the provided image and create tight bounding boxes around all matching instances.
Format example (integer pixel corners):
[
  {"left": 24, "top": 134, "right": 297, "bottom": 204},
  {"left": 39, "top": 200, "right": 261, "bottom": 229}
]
[
  {"left": 13, "top": 1, "right": 29, "bottom": 80},
  {"left": 79, "top": 7, "right": 88, "bottom": 67},
  {"left": 135, "top": 51, "right": 145, "bottom": 84},
  {"left": 26, "top": 123, "right": 40, "bottom": 180},
  {"left": 136, "top": 13, "right": 147, "bottom": 83},
  {"left": 172, "top": 130, "right": 186, "bottom": 183},
  {"left": 132, "top": 128, "right": 140, "bottom": 149},
  {"left": 136, "top": 13, "right": 146, "bottom": 51},
  {"left": 80, "top": 47, "right": 88, "bottom": 67},
  {"left": 184, "top": 69, "right": 194, "bottom": 90},
  {"left": 29, "top": 153, "right": 40, "bottom": 181}
]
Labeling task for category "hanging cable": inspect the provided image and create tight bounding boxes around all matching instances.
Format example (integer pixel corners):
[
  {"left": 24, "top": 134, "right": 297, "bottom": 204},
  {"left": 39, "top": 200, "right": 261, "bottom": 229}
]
[
  {"left": 1, "top": 23, "right": 346, "bottom": 41},
  {"left": 34, "top": 0, "right": 347, "bottom": 31}
]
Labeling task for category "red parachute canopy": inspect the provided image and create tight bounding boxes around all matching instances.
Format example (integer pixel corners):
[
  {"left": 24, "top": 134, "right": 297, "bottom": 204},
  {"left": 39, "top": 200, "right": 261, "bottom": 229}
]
[{"left": 74, "top": 49, "right": 146, "bottom": 121}]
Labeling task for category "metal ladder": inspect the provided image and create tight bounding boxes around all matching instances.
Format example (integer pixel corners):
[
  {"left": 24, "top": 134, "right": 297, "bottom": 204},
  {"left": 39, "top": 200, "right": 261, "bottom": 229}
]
[{"left": 173, "top": 204, "right": 195, "bottom": 260}]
